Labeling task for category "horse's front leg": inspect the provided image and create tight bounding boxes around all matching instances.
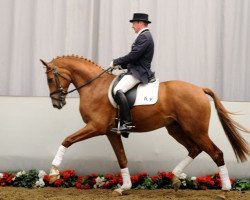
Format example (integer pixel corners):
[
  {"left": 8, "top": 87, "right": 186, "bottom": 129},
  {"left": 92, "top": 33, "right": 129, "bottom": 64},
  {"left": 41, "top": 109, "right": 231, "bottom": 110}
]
[
  {"left": 106, "top": 133, "right": 132, "bottom": 196},
  {"left": 49, "top": 123, "right": 101, "bottom": 183}
]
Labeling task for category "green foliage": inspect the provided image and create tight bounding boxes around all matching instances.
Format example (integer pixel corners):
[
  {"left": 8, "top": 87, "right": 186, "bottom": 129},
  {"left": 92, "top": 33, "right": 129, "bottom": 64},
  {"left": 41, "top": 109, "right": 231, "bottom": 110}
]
[
  {"left": 232, "top": 179, "right": 250, "bottom": 191},
  {"left": 13, "top": 170, "right": 38, "bottom": 188},
  {"left": 135, "top": 176, "right": 158, "bottom": 190}
]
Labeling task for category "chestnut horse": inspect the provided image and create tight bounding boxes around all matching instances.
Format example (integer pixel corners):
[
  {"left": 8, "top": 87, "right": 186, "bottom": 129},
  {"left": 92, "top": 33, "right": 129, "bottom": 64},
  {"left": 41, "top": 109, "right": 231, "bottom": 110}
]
[{"left": 40, "top": 55, "right": 249, "bottom": 199}]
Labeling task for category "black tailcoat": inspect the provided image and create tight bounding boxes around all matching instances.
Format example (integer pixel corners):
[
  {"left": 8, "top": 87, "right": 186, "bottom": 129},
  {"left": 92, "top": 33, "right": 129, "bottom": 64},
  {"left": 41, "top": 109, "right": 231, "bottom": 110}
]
[{"left": 113, "top": 29, "right": 154, "bottom": 84}]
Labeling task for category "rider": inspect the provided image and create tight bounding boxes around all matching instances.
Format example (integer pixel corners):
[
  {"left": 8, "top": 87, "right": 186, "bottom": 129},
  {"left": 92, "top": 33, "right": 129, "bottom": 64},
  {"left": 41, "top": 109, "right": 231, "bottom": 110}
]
[{"left": 111, "top": 13, "right": 155, "bottom": 132}]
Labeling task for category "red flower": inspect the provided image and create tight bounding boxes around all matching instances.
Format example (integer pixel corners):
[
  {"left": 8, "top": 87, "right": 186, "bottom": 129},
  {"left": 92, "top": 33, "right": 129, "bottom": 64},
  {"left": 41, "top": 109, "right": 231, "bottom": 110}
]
[
  {"left": 43, "top": 175, "right": 50, "bottom": 182},
  {"left": 3, "top": 172, "right": 8, "bottom": 179},
  {"left": 160, "top": 171, "right": 173, "bottom": 179},
  {"left": 75, "top": 182, "right": 82, "bottom": 189},
  {"left": 101, "top": 182, "right": 110, "bottom": 189},
  {"left": 91, "top": 178, "right": 96, "bottom": 185},
  {"left": 105, "top": 173, "right": 115, "bottom": 180},
  {"left": 62, "top": 171, "right": 71, "bottom": 179},
  {"left": 131, "top": 175, "right": 139, "bottom": 184},
  {"left": 151, "top": 175, "right": 159, "bottom": 182},
  {"left": 82, "top": 184, "right": 91, "bottom": 189},
  {"left": 109, "top": 179, "right": 117, "bottom": 185},
  {"left": 54, "top": 179, "right": 64, "bottom": 187},
  {"left": 60, "top": 170, "right": 75, "bottom": 179},
  {"left": 117, "top": 177, "right": 123, "bottom": 185},
  {"left": 138, "top": 172, "right": 148, "bottom": 179}
]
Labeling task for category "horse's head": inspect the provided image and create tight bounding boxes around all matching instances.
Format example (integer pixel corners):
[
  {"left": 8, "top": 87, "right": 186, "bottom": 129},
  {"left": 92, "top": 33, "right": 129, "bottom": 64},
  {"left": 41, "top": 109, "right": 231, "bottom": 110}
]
[{"left": 40, "top": 59, "right": 71, "bottom": 109}]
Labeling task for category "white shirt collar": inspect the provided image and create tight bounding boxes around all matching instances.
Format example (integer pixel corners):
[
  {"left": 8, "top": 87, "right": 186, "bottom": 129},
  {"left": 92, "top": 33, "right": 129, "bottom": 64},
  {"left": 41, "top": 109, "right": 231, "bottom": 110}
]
[{"left": 135, "top": 27, "right": 149, "bottom": 40}]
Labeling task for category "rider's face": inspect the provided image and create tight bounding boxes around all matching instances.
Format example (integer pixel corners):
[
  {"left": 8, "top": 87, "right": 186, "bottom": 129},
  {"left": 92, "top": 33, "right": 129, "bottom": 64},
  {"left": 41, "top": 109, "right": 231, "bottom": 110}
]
[{"left": 132, "top": 21, "right": 142, "bottom": 33}]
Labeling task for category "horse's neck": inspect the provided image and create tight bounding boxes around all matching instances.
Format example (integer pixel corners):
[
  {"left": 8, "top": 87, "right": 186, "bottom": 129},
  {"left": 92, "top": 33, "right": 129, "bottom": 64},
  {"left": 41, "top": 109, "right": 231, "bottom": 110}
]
[{"left": 55, "top": 58, "right": 113, "bottom": 94}]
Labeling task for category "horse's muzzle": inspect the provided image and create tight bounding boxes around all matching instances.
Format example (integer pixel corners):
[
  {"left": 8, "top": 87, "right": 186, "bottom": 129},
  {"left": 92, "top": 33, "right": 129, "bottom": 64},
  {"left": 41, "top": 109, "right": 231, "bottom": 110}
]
[{"left": 52, "top": 100, "right": 66, "bottom": 109}]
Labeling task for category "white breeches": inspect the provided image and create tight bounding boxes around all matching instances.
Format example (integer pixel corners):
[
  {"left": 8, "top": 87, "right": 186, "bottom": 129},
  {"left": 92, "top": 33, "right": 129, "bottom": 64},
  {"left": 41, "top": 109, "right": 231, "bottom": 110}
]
[{"left": 114, "top": 74, "right": 140, "bottom": 94}]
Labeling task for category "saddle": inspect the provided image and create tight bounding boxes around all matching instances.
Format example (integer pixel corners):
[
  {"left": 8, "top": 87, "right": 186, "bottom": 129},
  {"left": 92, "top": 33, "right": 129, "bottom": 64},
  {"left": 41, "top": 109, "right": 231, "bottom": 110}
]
[
  {"left": 108, "top": 73, "right": 159, "bottom": 138},
  {"left": 110, "top": 73, "right": 158, "bottom": 108}
]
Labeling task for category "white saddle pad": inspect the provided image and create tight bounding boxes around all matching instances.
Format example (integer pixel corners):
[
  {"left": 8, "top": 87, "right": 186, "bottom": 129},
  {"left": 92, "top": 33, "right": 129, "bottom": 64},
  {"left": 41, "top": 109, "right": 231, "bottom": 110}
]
[{"left": 108, "top": 77, "right": 159, "bottom": 108}]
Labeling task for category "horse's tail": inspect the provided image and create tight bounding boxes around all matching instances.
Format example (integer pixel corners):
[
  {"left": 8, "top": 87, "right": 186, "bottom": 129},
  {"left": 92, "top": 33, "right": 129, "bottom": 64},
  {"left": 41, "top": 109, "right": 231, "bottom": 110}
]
[{"left": 203, "top": 88, "right": 250, "bottom": 162}]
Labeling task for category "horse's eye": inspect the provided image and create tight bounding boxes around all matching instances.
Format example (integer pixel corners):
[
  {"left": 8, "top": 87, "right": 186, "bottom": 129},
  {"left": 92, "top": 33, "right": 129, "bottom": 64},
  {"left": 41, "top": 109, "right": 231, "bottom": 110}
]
[{"left": 47, "top": 78, "right": 53, "bottom": 84}]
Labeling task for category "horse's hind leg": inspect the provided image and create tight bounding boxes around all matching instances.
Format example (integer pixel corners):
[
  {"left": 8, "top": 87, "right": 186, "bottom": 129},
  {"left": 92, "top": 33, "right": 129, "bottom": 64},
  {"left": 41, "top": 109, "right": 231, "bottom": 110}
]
[
  {"left": 194, "top": 134, "right": 231, "bottom": 198},
  {"left": 166, "top": 124, "right": 202, "bottom": 190}
]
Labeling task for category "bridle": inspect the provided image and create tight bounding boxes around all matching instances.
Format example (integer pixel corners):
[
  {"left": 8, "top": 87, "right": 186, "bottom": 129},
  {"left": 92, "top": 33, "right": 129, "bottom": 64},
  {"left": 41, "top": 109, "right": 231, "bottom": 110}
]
[
  {"left": 46, "top": 67, "right": 69, "bottom": 103},
  {"left": 46, "top": 64, "right": 113, "bottom": 106}
]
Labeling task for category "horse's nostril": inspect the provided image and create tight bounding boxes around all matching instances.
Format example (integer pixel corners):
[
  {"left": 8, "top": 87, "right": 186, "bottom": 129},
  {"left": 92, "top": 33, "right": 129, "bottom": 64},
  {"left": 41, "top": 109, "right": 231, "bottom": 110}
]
[{"left": 53, "top": 103, "right": 62, "bottom": 109}]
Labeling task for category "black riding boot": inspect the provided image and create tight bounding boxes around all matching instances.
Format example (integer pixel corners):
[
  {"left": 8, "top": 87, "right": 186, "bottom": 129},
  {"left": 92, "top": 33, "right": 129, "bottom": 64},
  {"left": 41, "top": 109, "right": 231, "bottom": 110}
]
[{"left": 113, "top": 90, "right": 133, "bottom": 132}]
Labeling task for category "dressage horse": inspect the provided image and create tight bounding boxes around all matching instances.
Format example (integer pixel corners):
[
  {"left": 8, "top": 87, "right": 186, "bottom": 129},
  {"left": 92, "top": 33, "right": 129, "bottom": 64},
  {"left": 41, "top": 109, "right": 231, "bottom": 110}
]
[{"left": 40, "top": 55, "right": 249, "bottom": 199}]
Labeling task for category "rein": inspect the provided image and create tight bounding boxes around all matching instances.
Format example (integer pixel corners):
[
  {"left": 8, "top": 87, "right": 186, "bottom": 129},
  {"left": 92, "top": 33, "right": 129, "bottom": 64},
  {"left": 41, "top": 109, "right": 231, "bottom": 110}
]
[{"left": 66, "top": 66, "right": 113, "bottom": 94}]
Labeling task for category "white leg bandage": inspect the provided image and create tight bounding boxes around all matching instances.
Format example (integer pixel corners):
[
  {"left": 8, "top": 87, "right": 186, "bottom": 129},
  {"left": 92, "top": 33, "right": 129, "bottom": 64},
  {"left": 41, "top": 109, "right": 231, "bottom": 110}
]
[
  {"left": 52, "top": 145, "right": 67, "bottom": 167},
  {"left": 219, "top": 165, "right": 231, "bottom": 190},
  {"left": 120, "top": 167, "right": 132, "bottom": 190},
  {"left": 173, "top": 156, "right": 193, "bottom": 177}
]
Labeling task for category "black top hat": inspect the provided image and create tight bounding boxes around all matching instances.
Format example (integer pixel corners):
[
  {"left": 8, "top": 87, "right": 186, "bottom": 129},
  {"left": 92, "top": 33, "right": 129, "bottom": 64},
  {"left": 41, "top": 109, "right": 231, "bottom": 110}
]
[{"left": 129, "top": 13, "right": 151, "bottom": 24}]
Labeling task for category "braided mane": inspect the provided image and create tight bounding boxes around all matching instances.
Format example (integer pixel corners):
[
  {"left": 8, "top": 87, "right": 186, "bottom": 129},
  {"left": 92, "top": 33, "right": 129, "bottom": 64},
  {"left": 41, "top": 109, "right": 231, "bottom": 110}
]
[{"left": 52, "top": 55, "right": 102, "bottom": 69}]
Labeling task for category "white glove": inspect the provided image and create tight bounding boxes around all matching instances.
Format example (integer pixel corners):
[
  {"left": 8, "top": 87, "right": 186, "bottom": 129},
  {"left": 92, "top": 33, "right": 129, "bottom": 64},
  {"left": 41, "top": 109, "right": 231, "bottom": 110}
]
[
  {"left": 110, "top": 60, "right": 122, "bottom": 70},
  {"left": 110, "top": 61, "right": 114, "bottom": 67},
  {"left": 112, "top": 65, "right": 122, "bottom": 70}
]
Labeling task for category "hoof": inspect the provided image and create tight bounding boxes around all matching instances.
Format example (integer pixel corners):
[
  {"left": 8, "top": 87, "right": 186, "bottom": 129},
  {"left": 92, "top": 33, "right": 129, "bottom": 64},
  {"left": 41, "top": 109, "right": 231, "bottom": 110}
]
[
  {"left": 49, "top": 165, "right": 60, "bottom": 184},
  {"left": 173, "top": 181, "right": 181, "bottom": 192},
  {"left": 215, "top": 195, "right": 225, "bottom": 200},
  {"left": 49, "top": 174, "right": 60, "bottom": 184},
  {"left": 112, "top": 188, "right": 129, "bottom": 196},
  {"left": 215, "top": 190, "right": 229, "bottom": 200},
  {"left": 112, "top": 189, "right": 123, "bottom": 196},
  {"left": 172, "top": 175, "right": 181, "bottom": 192}
]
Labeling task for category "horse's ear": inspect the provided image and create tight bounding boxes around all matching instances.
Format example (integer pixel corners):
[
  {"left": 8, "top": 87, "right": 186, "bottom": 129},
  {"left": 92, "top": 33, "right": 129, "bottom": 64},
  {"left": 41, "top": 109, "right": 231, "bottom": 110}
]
[{"left": 40, "top": 59, "right": 48, "bottom": 67}]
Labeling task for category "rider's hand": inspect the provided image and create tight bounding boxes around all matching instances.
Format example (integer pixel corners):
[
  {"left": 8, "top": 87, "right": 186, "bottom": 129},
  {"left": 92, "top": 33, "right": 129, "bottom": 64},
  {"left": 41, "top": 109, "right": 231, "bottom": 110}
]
[
  {"left": 110, "top": 60, "right": 122, "bottom": 70},
  {"left": 112, "top": 65, "right": 122, "bottom": 70}
]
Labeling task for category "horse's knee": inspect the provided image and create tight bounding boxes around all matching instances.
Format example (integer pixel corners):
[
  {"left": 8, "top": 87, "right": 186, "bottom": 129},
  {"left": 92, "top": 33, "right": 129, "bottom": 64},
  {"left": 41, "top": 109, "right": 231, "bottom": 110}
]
[{"left": 62, "top": 137, "right": 74, "bottom": 148}]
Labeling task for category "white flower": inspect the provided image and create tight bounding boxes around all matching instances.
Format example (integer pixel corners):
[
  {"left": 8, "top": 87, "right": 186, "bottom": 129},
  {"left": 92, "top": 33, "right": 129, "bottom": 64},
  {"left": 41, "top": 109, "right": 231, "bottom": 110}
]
[
  {"left": 38, "top": 170, "right": 47, "bottom": 179},
  {"left": 179, "top": 173, "right": 187, "bottom": 180},
  {"left": 35, "top": 178, "right": 45, "bottom": 187},
  {"left": 182, "top": 180, "right": 187, "bottom": 186},
  {"left": 0, "top": 173, "right": 3, "bottom": 179},
  {"left": 191, "top": 176, "right": 197, "bottom": 181},
  {"left": 16, "top": 170, "right": 26, "bottom": 177},
  {"left": 94, "top": 176, "right": 106, "bottom": 188}
]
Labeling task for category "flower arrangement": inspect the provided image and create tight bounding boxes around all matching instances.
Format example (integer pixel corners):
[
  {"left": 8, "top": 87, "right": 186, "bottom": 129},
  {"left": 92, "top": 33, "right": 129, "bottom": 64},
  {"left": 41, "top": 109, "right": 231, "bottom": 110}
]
[{"left": 0, "top": 169, "right": 249, "bottom": 191}]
